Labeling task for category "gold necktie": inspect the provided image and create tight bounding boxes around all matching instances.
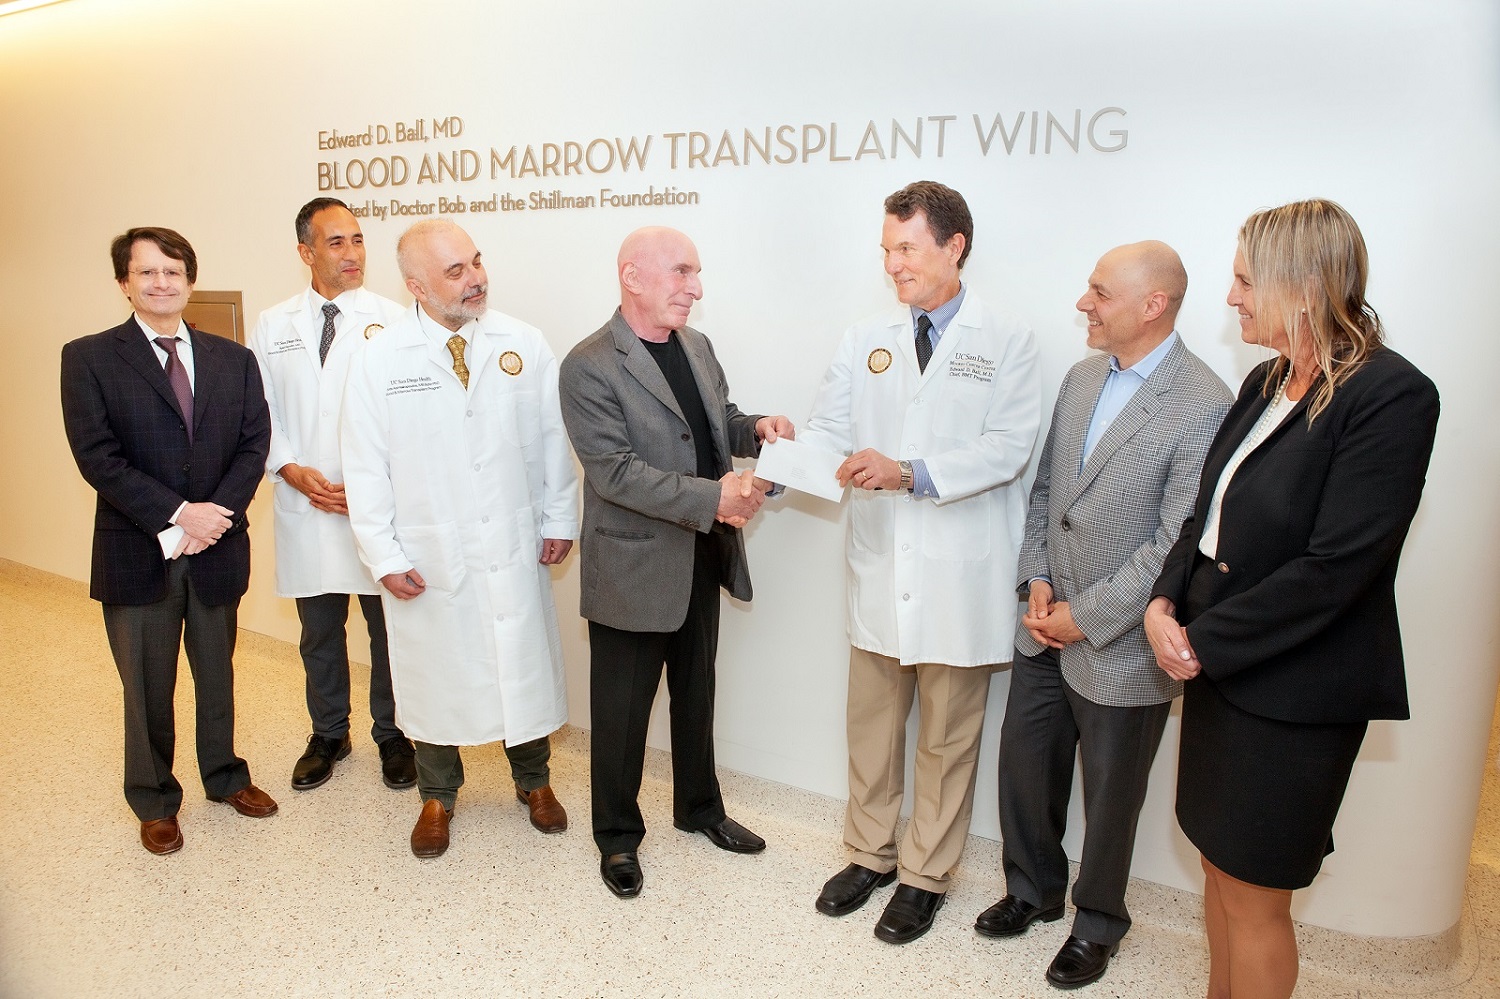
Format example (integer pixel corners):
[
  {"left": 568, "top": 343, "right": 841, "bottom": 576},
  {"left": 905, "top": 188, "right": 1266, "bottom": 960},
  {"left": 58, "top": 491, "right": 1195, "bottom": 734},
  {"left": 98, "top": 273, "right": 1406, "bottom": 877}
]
[{"left": 446, "top": 333, "right": 469, "bottom": 389}]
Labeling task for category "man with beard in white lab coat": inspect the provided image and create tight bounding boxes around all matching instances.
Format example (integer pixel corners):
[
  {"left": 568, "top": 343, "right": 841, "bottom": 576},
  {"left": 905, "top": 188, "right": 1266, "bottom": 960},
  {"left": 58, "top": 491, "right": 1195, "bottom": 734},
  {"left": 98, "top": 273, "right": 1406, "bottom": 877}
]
[
  {"left": 248, "top": 198, "right": 416, "bottom": 793},
  {"left": 342, "top": 219, "right": 579, "bottom": 857},
  {"left": 796, "top": 181, "right": 1041, "bottom": 943}
]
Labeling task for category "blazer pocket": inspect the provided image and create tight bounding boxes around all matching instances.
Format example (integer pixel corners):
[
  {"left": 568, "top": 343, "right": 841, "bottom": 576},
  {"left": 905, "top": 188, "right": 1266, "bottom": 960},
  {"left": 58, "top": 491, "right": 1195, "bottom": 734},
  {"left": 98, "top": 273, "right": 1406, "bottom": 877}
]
[
  {"left": 596, "top": 527, "right": 655, "bottom": 541},
  {"left": 589, "top": 527, "right": 662, "bottom": 597}
]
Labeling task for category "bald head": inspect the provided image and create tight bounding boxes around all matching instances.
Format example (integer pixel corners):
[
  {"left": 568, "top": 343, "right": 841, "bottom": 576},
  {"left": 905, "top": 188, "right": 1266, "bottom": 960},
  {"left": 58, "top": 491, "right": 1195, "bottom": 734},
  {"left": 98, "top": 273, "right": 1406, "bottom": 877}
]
[
  {"left": 1077, "top": 241, "right": 1188, "bottom": 367},
  {"left": 617, "top": 226, "right": 703, "bottom": 341},
  {"left": 1106, "top": 240, "right": 1187, "bottom": 317},
  {"left": 397, "top": 219, "right": 488, "bottom": 332}
]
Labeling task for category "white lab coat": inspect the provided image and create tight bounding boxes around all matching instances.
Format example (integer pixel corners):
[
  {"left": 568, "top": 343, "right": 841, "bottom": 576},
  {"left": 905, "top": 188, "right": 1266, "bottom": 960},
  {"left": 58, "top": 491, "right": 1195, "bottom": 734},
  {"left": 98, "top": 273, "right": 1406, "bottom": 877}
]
[
  {"left": 341, "top": 305, "right": 579, "bottom": 746},
  {"left": 248, "top": 287, "right": 405, "bottom": 597},
  {"left": 799, "top": 291, "right": 1041, "bottom": 667}
]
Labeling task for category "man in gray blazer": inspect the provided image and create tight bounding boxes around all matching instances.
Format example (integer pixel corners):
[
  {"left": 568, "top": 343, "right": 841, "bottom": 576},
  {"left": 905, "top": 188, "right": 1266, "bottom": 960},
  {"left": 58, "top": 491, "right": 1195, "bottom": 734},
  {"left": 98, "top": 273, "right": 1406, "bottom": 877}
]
[
  {"left": 975, "top": 242, "right": 1231, "bottom": 989},
  {"left": 559, "top": 226, "right": 793, "bottom": 899}
]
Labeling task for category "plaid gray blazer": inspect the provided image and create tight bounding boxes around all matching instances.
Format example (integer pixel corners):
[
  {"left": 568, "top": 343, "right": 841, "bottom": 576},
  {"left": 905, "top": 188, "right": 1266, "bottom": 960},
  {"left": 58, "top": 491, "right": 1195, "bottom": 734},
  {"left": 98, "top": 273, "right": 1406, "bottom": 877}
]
[{"left": 1015, "top": 336, "right": 1231, "bottom": 706}]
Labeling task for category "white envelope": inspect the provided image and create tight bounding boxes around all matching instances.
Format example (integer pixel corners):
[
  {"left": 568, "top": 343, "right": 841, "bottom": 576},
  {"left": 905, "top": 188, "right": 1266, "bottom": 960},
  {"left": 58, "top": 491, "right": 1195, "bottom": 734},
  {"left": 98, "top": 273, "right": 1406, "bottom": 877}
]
[
  {"left": 755, "top": 438, "right": 846, "bottom": 503},
  {"left": 158, "top": 524, "right": 186, "bottom": 559}
]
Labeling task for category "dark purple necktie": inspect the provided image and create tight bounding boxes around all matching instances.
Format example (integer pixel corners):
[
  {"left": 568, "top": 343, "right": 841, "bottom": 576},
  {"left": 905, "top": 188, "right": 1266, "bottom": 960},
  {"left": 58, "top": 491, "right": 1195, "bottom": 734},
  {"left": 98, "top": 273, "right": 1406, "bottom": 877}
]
[
  {"left": 915, "top": 313, "right": 934, "bottom": 373},
  {"left": 154, "top": 336, "right": 194, "bottom": 444}
]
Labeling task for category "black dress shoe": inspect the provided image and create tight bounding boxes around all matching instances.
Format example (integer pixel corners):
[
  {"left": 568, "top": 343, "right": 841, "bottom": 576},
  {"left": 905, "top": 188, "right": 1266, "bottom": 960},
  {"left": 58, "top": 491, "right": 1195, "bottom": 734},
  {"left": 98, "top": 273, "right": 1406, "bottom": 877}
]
[
  {"left": 673, "top": 816, "right": 765, "bottom": 853},
  {"left": 292, "top": 733, "right": 351, "bottom": 790},
  {"left": 816, "top": 863, "right": 898, "bottom": 916},
  {"left": 1046, "top": 935, "right": 1120, "bottom": 989},
  {"left": 974, "top": 894, "right": 1066, "bottom": 937},
  {"left": 600, "top": 852, "right": 642, "bottom": 898},
  {"left": 378, "top": 736, "right": 417, "bottom": 790},
  {"left": 873, "top": 884, "right": 946, "bottom": 944}
]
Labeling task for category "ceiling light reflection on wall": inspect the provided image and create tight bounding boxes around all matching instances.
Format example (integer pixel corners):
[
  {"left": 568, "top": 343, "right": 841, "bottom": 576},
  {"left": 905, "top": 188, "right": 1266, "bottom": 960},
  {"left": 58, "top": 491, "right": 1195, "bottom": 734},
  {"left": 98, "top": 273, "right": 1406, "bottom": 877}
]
[{"left": 0, "top": 0, "right": 72, "bottom": 18}]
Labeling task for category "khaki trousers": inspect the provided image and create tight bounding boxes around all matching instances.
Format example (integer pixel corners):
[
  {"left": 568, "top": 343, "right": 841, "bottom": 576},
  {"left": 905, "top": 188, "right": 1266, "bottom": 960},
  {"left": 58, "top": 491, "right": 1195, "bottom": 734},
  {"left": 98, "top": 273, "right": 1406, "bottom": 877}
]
[{"left": 843, "top": 647, "right": 994, "bottom": 893}]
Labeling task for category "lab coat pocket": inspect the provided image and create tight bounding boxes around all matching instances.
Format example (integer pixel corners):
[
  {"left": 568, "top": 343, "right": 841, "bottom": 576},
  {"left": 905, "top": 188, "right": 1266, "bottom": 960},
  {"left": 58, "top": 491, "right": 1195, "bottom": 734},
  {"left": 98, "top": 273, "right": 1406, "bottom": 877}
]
[
  {"left": 932, "top": 383, "right": 993, "bottom": 440},
  {"left": 924, "top": 501, "right": 991, "bottom": 562},
  {"left": 516, "top": 504, "right": 539, "bottom": 562},
  {"left": 396, "top": 523, "right": 468, "bottom": 594},
  {"left": 849, "top": 492, "right": 892, "bottom": 555},
  {"left": 503, "top": 389, "right": 541, "bottom": 447},
  {"left": 272, "top": 480, "right": 313, "bottom": 516}
]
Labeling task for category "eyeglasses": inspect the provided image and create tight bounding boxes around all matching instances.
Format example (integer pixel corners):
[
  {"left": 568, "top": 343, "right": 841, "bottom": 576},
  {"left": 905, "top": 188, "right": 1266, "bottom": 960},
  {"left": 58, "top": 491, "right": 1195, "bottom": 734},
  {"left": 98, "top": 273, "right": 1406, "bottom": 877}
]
[{"left": 130, "top": 268, "right": 187, "bottom": 281}]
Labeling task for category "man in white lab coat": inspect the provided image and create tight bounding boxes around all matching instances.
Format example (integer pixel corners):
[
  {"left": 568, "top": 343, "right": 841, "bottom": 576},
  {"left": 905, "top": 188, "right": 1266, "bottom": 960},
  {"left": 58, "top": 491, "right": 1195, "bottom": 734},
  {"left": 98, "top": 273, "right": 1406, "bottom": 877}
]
[
  {"left": 248, "top": 198, "right": 415, "bottom": 793},
  {"left": 799, "top": 182, "right": 1041, "bottom": 943},
  {"left": 342, "top": 219, "right": 579, "bottom": 858}
]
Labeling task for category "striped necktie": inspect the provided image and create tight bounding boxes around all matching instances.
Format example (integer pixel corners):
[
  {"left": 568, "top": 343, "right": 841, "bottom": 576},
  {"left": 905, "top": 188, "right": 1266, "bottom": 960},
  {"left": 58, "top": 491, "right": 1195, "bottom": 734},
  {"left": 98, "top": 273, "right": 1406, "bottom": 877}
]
[{"left": 154, "top": 336, "right": 194, "bottom": 443}]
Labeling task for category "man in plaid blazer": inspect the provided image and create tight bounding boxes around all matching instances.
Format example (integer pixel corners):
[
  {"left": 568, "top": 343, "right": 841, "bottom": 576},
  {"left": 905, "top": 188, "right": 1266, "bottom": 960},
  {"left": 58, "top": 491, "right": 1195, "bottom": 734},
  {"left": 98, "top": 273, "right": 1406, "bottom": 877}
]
[
  {"left": 975, "top": 242, "right": 1231, "bottom": 989},
  {"left": 61, "top": 227, "right": 276, "bottom": 855}
]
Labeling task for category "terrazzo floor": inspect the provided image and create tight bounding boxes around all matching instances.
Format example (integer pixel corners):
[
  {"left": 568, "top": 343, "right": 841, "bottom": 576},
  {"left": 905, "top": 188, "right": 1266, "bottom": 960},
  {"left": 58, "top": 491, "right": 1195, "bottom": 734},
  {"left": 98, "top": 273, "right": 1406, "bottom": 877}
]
[{"left": 0, "top": 558, "right": 1495, "bottom": 998}]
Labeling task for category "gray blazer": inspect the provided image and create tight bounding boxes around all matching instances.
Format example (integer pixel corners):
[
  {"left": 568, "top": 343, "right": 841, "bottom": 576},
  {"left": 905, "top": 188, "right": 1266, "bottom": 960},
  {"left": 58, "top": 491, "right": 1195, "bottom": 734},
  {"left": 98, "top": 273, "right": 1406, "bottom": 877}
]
[
  {"left": 1016, "top": 336, "right": 1231, "bottom": 706},
  {"left": 559, "top": 309, "right": 764, "bottom": 633}
]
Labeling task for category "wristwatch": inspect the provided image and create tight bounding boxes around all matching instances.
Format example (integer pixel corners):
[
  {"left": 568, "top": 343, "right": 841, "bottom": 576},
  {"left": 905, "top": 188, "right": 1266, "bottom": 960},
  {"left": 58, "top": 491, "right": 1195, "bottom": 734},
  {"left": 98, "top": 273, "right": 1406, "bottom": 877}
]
[{"left": 898, "top": 460, "right": 914, "bottom": 492}]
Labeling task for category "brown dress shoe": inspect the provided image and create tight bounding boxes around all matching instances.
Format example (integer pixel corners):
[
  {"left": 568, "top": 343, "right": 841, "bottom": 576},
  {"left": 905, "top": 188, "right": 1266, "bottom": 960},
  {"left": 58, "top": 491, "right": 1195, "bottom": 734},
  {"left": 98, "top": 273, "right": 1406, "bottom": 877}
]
[
  {"left": 411, "top": 798, "right": 452, "bottom": 857},
  {"left": 140, "top": 816, "right": 183, "bottom": 855},
  {"left": 516, "top": 784, "right": 567, "bottom": 833},
  {"left": 209, "top": 784, "right": 279, "bottom": 818}
]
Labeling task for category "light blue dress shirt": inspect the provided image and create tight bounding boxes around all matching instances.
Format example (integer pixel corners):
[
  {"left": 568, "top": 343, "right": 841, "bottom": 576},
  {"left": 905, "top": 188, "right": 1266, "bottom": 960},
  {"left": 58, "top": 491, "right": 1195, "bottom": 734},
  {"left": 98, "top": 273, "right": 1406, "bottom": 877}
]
[
  {"left": 1080, "top": 330, "right": 1178, "bottom": 472},
  {"left": 1029, "top": 331, "right": 1178, "bottom": 591}
]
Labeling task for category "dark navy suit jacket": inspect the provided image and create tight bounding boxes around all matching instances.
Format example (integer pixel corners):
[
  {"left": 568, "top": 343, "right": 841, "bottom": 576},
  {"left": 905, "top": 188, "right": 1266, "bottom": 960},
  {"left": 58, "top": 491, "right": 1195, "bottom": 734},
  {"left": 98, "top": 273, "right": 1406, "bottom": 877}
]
[
  {"left": 60, "top": 318, "right": 270, "bottom": 607},
  {"left": 1152, "top": 347, "right": 1439, "bottom": 724}
]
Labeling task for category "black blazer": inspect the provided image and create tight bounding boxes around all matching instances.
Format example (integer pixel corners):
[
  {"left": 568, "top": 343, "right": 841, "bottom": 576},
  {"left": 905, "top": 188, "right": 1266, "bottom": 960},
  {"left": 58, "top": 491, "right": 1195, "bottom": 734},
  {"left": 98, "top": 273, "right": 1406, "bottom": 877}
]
[
  {"left": 1152, "top": 347, "right": 1439, "bottom": 724},
  {"left": 60, "top": 318, "right": 270, "bottom": 607}
]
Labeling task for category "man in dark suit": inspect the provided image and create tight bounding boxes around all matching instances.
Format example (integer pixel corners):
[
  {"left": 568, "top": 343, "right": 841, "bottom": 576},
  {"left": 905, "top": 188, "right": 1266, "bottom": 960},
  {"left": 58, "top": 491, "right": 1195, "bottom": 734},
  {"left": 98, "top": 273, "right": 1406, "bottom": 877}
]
[
  {"left": 61, "top": 227, "right": 278, "bottom": 855},
  {"left": 558, "top": 226, "right": 793, "bottom": 899},
  {"left": 975, "top": 242, "right": 1230, "bottom": 988}
]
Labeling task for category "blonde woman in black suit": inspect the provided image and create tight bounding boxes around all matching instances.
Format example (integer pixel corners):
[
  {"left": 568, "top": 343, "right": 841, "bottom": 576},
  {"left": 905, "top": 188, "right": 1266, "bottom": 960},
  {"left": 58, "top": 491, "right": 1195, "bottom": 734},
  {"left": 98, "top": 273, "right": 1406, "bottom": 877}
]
[{"left": 1144, "top": 200, "right": 1439, "bottom": 999}]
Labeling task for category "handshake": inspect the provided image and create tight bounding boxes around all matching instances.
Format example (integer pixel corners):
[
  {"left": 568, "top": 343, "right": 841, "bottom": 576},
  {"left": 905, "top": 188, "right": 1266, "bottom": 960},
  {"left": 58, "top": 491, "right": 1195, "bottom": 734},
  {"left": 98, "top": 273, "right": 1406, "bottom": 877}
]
[
  {"left": 715, "top": 469, "right": 773, "bottom": 528},
  {"left": 714, "top": 414, "right": 795, "bottom": 528}
]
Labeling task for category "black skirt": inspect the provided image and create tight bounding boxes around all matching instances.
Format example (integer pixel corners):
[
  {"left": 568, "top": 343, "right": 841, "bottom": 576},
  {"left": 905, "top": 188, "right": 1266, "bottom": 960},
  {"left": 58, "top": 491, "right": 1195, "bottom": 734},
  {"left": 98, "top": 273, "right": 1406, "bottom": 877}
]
[{"left": 1175, "top": 556, "right": 1368, "bottom": 890}]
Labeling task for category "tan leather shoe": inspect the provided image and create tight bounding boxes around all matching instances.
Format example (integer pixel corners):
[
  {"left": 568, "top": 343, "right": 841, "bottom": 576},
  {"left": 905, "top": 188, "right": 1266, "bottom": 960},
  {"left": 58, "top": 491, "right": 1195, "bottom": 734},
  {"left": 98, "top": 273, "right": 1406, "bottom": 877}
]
[
  {"left": 140, "top": 816, "right": 183, "bottom": 855},
  {"left": 411, "top": 798, "right": 452, "bottom": 857},
  {"left": 209, "top": 784, "right": 279, "bottom": 818},
  {"left": 516, "top": 784, "right": 567, "bottom": 833}
]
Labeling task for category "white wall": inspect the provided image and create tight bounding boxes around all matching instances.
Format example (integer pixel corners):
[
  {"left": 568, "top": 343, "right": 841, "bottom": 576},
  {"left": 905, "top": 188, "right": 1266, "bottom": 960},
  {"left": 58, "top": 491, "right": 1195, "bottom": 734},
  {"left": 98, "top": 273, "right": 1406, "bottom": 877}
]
[{"left": 2, "top": 0, "right": 1496, "bottom": 938}]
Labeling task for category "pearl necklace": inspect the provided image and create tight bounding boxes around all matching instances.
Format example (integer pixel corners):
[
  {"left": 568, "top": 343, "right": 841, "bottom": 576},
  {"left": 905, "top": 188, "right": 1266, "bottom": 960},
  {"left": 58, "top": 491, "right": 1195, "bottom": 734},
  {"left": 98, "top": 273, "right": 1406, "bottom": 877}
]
[{"left": 1239, "top": 371, "right": 1293, "bottom": 456}]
